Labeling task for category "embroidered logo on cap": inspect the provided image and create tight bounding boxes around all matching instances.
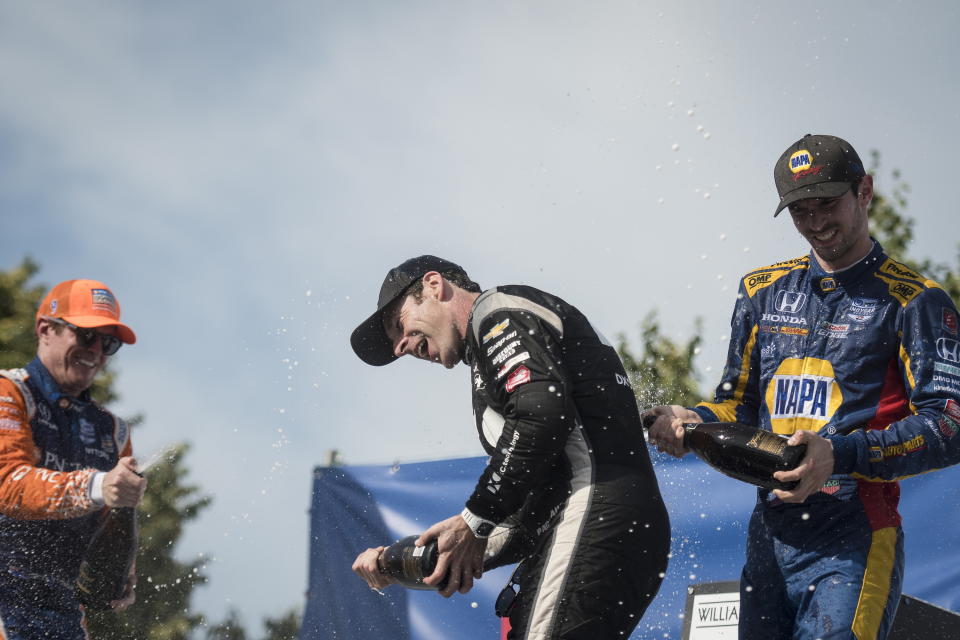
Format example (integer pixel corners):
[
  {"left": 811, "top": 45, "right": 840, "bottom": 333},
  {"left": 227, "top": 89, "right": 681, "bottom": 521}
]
[
  {"left": 91, "top": 289, "right": 118, "bottom": 316},
  {"left": 789, "top": 150, "right": 813, "bottom": 174}
]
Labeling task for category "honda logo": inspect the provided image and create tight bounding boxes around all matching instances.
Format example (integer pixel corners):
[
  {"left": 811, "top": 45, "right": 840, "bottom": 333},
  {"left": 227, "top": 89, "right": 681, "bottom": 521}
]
[
  {"left": 775, "top": 291, "right": 807, "bottom": 314},
  {"left": 938, "top": 337, "right": 960, "bottom": 363}
]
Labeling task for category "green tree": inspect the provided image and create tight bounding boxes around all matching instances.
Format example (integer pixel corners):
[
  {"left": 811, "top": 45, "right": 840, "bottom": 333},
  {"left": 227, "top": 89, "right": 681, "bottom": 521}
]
[
  {"left": 867, "top": 150, "right": 960, "bottom": 301},
  {"left": 205, "top": 609, "right": 249, "bottom": 640},
  {"left": 0, "top": 257, "right": 44, "bottom": 369},
  {"left": 205, "top": 607, "right": 301, "bottom": 640},
  {"left": 617, "top": 311, "right": 703, "bottom": 408},
  {"left": 261, "top": 609, "right": 301, "bottom": 640}
]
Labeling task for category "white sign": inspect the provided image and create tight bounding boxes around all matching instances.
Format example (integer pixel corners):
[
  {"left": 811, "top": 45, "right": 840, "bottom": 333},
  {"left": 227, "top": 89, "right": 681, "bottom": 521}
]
[{"left": 686, "top": 586, "right": 740, "bottom": 639}]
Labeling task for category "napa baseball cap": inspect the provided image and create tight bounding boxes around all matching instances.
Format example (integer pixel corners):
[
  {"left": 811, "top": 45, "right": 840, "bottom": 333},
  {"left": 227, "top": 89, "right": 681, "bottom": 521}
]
[
  {"left": 773, "top": 134, "right": 866, "bottom": 216},
  {"left": 351, "top": 256, "right": 470, "bottom": 366},
  {"left": 37, "top": 279, "right": 136, "bottom": 344}
]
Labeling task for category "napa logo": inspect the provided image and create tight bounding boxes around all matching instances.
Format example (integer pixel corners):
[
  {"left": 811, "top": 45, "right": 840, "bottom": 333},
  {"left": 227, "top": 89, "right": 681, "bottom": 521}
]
[
  {"left": 765, "top": 358, "right": 842, "bottom": 434},
  {"left": 789, "top": 150, "right": 813, "bottom": 174}
]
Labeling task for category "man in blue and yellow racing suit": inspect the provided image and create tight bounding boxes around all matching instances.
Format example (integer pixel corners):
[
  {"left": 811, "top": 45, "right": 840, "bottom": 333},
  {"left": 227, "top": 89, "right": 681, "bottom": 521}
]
[{"left": 647, "top": 134, "right": 960, "bottom": 640}]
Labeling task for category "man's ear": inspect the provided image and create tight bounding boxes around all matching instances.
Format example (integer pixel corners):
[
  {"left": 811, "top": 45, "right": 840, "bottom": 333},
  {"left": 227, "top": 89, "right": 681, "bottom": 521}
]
[
  {"left": 35, "top": 317, "right": 55, "bottom": 345},
  {"left": 421, "top": 271, "right": 447, "bottom": 300},
  {"left": 858, "top": 174, "right": 874, "bottom": 208}
]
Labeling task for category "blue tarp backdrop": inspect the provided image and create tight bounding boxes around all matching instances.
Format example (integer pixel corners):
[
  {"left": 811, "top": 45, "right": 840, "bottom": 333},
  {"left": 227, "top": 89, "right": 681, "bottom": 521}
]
[{"left": 299, "top": 453, "right": 960, "bottom": 639}]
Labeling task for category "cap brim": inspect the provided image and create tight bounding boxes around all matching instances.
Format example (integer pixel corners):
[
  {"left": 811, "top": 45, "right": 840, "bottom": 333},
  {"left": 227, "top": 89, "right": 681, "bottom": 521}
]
[
  {"left": 63, "top": 315, "right": 137, "bottom": 344},
  {"left": 774, "top": 181, "right": 852, "bottom": 217},
  {"left": 350, "top": 309, "right": 399, "bottom": 366}
]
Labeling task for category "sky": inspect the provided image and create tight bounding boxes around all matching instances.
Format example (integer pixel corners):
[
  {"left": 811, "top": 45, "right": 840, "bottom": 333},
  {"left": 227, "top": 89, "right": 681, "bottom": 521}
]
[{"left": 2, "top": 0, "right": 959, "bottom": 632}]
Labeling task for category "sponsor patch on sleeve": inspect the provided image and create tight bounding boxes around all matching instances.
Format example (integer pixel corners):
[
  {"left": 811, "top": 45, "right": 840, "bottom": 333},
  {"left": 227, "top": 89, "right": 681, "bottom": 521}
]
[
  {"left": 505, "top": 366, "right": 531, "bottom": 392},
  {"left": 482, "top": 319, "right": 511, "bottom": 344},
  {"left": 496, "top": 353, "right": 530, "bottom": 379},
  {"left": 944, "top": 398, "right": 960, "bottom": 425},
  {"left": 939, "top": 417, "right": 959, "bottom": 439},
  {"left": 0, "top": 418, "right": 22, "bottom": 431},
  {"left": 943, "top": 308, "right": 958, "bottom": 335}
]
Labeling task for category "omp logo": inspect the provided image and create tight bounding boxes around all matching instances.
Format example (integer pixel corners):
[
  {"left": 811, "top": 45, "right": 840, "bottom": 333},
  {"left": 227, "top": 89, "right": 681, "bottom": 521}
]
[
  {"left": 748, "top": 273, "right": 772, "bottom": 287},
  {"left": 937, "top": 337, "right": 960, "bottom": 363},
  {"left": 775, "top": 290, "right": 807, "bottom": 314},
  {"left": 765, "top": 358, "right": 842, "bottom": 434},
  {"left": 789, "top": 150, "right": 813, "bottom": 173},
  {"left": 892, "top": 283, "right": 917, "bottom": 299}
]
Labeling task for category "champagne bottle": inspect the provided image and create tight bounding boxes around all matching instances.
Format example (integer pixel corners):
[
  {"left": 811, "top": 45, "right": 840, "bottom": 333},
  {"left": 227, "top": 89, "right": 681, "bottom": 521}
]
[
  {"left": 644, "top": 416, "right": 806, "bottom": 491},
  {"left": 377, "top": 535, "right": 445, "bottom": 590},
  {"left": 76, "top": 506, "right": 139, "bottom": 610}
]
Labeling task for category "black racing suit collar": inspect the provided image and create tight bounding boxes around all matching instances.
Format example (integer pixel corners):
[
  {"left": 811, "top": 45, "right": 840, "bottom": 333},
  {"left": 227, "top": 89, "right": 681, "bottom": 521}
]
[{"left": 807, "top": 239, "right": 885, "bottom": 286}]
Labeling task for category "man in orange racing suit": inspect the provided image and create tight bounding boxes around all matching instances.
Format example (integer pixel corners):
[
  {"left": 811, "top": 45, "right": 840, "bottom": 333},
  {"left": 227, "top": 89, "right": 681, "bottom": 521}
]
[
  {"left": 647, "top": 134, "right": 960, "bottom": 639},
  {"left": 0, "top": 279, "right": 146, "bottom": 640}
]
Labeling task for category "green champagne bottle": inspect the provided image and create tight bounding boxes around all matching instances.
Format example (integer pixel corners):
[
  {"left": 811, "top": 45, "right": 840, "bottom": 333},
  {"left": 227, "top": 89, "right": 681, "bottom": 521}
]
[
  {"left": 76, "top": 506, "right": 138, "bottom": 610},
  {"left": 644, "top": 416, "right": 806, "bottom": 490}
]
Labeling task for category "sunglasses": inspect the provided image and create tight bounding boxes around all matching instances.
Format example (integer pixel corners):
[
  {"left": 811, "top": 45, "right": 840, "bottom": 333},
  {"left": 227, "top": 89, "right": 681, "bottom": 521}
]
[
  {"left": 46, "top": 317, "right": 123, "bottom": 356},
  {"left": 494, "top": 560, "right": 526, "bottom": 618}
]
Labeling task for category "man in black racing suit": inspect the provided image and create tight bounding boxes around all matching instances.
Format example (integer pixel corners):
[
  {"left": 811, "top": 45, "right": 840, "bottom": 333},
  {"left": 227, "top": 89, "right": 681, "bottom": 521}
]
[{"left": 350, "top": 255, "right": 670, "bottom": 639}]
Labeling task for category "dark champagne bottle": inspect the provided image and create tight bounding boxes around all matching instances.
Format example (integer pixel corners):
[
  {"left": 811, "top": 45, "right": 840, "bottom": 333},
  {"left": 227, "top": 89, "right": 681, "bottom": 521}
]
[
  {"left": 76, "top": 506, "right": 139, "bottom": 610},
  {"left": 644, "top": 416, "right": 806, "bottom": 490},
  {"left": 378, "top": 535, "right": 445, "bottom": 590}
]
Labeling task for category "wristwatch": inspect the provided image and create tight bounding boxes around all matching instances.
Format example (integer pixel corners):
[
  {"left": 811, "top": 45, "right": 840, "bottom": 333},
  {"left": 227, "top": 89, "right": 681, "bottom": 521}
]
[{"left": 461, "top": 508, "right": 496, "bottom": 539}]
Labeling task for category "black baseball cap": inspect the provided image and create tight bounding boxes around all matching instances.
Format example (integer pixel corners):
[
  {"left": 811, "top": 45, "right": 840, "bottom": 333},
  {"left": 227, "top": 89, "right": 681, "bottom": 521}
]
[
  {"left": 350, "top": 255, "right": 470, "bottom": 366},
  {"left": 773, "top": 134, "right": 866, "bottom": 216}
]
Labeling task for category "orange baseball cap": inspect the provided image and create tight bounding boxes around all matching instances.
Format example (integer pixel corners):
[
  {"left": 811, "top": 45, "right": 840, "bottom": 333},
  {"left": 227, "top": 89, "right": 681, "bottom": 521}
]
[{"left": 36, "top": 279, "right": 137, "bottom": 345}]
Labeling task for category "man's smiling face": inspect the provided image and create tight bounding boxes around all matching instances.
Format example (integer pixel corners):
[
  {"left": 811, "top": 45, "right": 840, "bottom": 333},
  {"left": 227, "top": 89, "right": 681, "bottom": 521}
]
[
  {"left": 383, "top": 291, "right": 464, "bottom": 369},
  {"left": 37, "top": 318, "right": 115, "bottom": 396}
]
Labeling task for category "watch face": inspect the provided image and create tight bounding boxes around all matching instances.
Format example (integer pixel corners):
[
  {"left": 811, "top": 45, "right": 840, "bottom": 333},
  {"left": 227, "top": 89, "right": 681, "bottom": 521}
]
[{"left": 477, "top": 522, "right": 495, "bottom": 537}]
